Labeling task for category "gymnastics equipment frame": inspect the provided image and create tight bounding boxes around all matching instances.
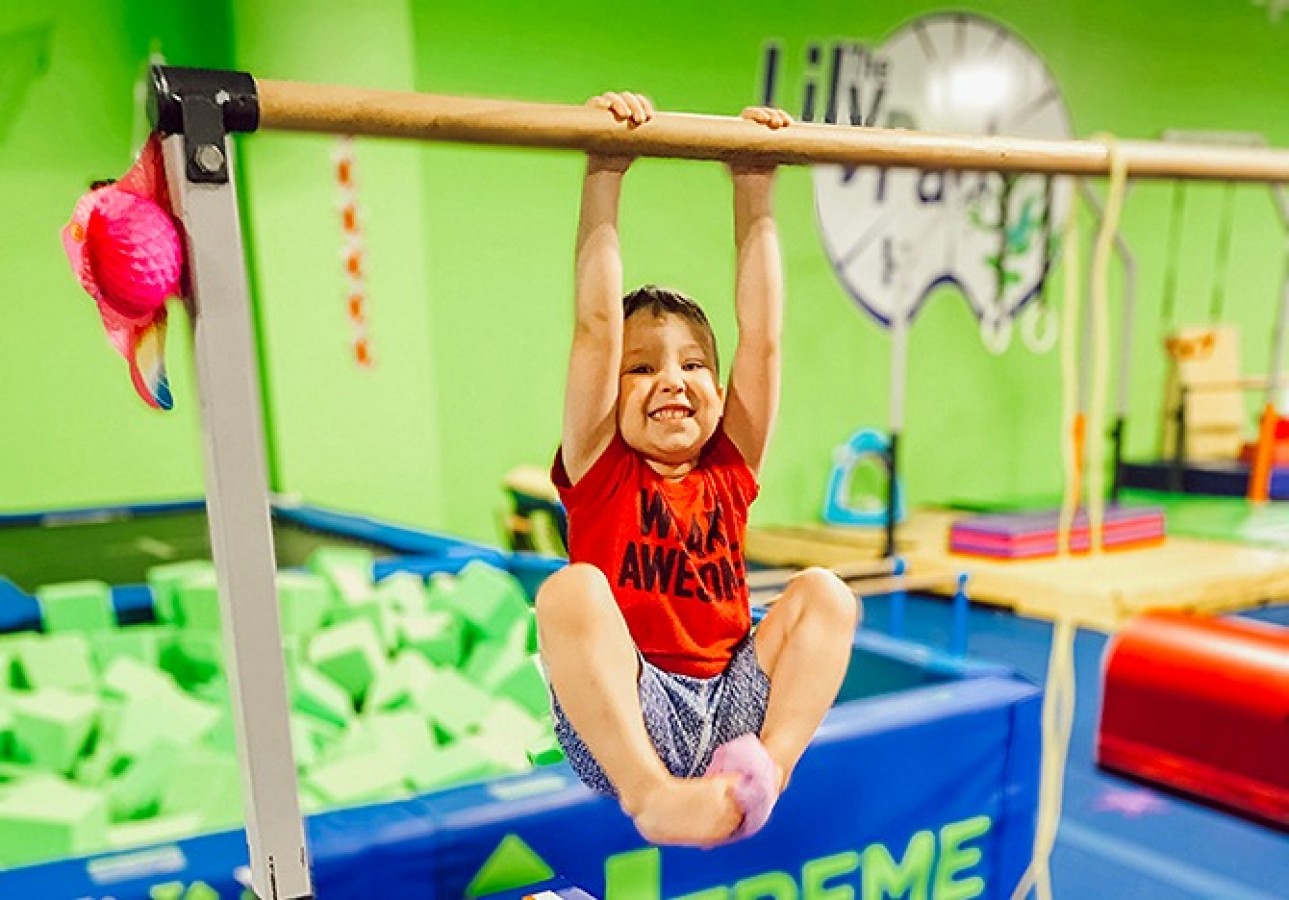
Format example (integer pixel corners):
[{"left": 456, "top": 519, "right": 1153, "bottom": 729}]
[
  {"left": 145, "top": 65, "right": 1289, "bottom": 898},
  {"left": 1155, "top": 131, "right": 1289, "bottom": 500}
]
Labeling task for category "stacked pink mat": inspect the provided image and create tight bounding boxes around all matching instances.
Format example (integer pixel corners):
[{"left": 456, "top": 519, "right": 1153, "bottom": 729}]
[{"left": 950, "top": 507, "right": 1166, "bottom": 559}]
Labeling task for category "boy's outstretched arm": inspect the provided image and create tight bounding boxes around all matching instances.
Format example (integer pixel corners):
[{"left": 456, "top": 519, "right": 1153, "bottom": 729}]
[
  {"left": 723, "top": 106, "right": 792, "bottom": 476},
  {"left": 561, "top": 93, "right": 653, "bottom": 484}
]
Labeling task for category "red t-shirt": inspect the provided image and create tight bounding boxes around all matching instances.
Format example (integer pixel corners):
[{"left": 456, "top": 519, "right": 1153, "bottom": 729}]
[{"left": 552, "top": 429, "right": 758, "bottom": 678}]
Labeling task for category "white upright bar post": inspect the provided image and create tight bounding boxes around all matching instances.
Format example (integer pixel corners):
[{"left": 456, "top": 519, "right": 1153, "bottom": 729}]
[{"left": 154, "top": 67, "right": 312, "bottom": 900}]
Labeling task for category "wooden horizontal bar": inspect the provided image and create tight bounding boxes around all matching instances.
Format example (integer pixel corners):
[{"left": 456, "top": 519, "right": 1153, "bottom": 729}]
[{"left": 255, "top": 78, "right": 1289, "bottom": 183}]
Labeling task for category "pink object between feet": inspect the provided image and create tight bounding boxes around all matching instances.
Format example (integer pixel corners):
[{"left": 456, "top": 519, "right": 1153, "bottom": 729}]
[{"left": 705, "top": 734, "right": 778, "bottom": 843}]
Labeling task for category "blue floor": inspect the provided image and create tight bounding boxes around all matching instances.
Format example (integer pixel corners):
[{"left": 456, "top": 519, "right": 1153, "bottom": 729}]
[{"left": 859, "top": 594, "right": 1289, "bottom": 899}]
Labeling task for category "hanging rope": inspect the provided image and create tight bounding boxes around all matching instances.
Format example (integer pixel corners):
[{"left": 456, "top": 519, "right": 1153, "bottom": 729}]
[
  {"left": 1057, "top": 193, "right": 1083, "bottom": 558},
  {"left": 1010, "top": 617, "right": 1077, "bottom": 900},
  {"left": 1087, "top": 138, "right": 1130, "bottom": 552},
  {"left": 1015, "top": 139, "right": 1129, "bottom": 900},
  {"left": 1159, "top": 181, "right": 1187, "bottom": 333},
  {"left": 1208, "top": 182, "right": 1238, "bottom": 323},
  {"left": 1012, "top": 182, "right": 1081, "bottom": 900}
]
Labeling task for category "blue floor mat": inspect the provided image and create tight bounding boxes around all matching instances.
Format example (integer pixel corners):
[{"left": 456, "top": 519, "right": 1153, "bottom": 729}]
[{"left": 861, "top": 595, "right": 1289, "bottom": 899}]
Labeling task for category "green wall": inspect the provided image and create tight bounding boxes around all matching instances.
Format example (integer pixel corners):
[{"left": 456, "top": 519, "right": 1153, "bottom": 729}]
[
  {"left": 232, "top": 0, "right": 446, "bottom": 528},
  {"left": 1, "top": 0, "right": 1285, "bottom": 547},
  {"left": 0, "top": 1, "right": 231, "bottom": 513}
]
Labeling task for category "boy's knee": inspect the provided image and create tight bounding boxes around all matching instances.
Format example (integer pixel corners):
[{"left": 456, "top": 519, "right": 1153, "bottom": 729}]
[
  {"left": 535, "top": 562, "right": 614, "bottom": 627},
  {"left": 790, "top": 567, "right": 860, "bottom": 629}
]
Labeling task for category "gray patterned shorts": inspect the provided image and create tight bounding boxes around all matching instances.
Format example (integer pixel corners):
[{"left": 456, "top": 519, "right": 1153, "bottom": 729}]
[{"left": 550, "top": 634, "right": 771, "bottom": 796}]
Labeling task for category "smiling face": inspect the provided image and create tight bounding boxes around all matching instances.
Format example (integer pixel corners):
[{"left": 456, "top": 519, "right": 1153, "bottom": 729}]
[{"left": 618, "top": 311, "right": 724, "bottom": 473}]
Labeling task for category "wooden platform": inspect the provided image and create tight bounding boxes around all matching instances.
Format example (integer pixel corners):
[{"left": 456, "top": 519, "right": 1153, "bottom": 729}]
[{"left": 748, "top": 510, "right": 1289, "bottom": 632}]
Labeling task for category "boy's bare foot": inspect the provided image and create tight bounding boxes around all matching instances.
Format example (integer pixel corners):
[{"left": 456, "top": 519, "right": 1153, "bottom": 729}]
[{"left": 623, "top": 774, "right": 743, "bottom": 847}]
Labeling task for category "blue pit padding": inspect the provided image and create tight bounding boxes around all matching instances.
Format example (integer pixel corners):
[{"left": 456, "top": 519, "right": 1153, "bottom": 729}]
[
  {"left": 838, "top": 628, "right": 1013, "bottom": 694},
  {"left": 1, "top": 582, "right": 163, "bottom": 634},
  {"left": 0, "top": 640, "right": 1040, "bottom": 899},
  {"left": 112, "top": 583, "right": 155, "bottom": 627},
  {"left": 0, "top": 499, "right": 204, "bottom": 528},
  {"left": 506, "top": 552, "right": 567, "bottom": 600},
  {"left": 0, "top": 502, "right": 1039, "bottom": 897},
  {"left": 275, "top": 504, "right": 507, "bottom": 559},
  {"left": 0, "top": 577, "right": 39, "bottom": 633}
]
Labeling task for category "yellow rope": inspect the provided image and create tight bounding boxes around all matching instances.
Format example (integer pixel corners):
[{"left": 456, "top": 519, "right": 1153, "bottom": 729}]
[
  {"left": 1087, "top": 137, "right": 1130, "bottom": 552},
  {"left": 1056, "top": 191, "right": 1082, "bottom": 558},
  {"left": 1015, "top": 139, "right": 1129, "bottom": 900}
]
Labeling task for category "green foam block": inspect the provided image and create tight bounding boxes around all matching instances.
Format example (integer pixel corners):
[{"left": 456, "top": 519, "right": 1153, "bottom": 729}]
[
  {"left": 13, "top": 632, "right": 96, "bottom": 693},
  {"left": 290, "top": 664, "right": 355, "bottom": 730},
  {"left": 398, "top": 610, "right": 466, "bottom": 668},
  {"left": 493, "top": 655, "right": 551, "bottom": 719},
  {"left": 299, "top": 783, "right": 328, "bottom": 814},
  {"left": 101, "top": 656, "right": 176, "bottom": 701},
  {"left": 0, "top": 776, "right": 108, "bottom": 867},
  {"left": 277, "top": 571, "right": 332, "bottom": 639},
  {"left": 146, "top": 560, "right": 216, "bottom": 626},
  {"left": 327, "top": 601, "right": 397, "bottom": 653},
  {"left": 307, "top": 618, "right": 387, "bottom": 708},
  {"left": 291, "top": 713, "right": 342, "bottom": 771},
  {"left": 173, "top": 572, "right": 223, "bottom": 633},
  {"left": 415, "top": 668, "right": 492, "bottom": 743},
  {"left": 74, "top": 732, "right": 115, "bottom": 787},
  {"left": 36, "top": 580, "right": 115, "bottom": 633},
  {"left": 161, "top": 631, "right": 225, "bottom": 688},
  {"left": 9, "top": 687, "right": 99, "bottom": 774},
  {"left": 160, "top": 748, "right": 243, "bottom": 829},
  {"left": 0, "top": 641, "right": 16, "bottom": 692},
  {"left": 304, "top": 749, "right": 405, "bottom": 806},
  {"left": 106, "top": 737, "right": 180, "bottom": 821},
  {"left": 463, "top": 625, "right": 531, "bottom": 693},
  {"left": 307, "top": 546, "right": 375, "bottom": 607},
  {"left": 91, "top": 626, "right": 168, "bottom": 673},
  {"left": 201, "top": 705, "right": 237, "bottom": 756},
  {"left": 525, "top": 732, "right": 565, "bottom": 767},
  {"left": 0, "top": 758, "right": 42, "bottom": 787},
  {"left": 475, "top": 699, "right": 546, "bottom": 762},
  {"left": 362, "top": 710, "right": 437, "bottom": 785},
  {"left": 373, "top": 572, "right": 430, "bottom": 617},
  {"left": 109, "top": 681, "right": 220, "bottom": 763},
  {"left": 406, "top": 737, "right": 500, "bottom": 793},
  {"left": 441, "top": 561, "right": 531, "bottom": 641},
  {"left": 0, "top": 703, "right": 12, "bottom": 759},
  {"left": 365, "top": 651, "right": 438, "bottom": 714}
]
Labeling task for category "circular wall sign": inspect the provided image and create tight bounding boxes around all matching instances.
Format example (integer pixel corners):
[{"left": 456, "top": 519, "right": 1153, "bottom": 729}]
[{"left": 813, "top": 13, "right": 1074, "bottom": 345}]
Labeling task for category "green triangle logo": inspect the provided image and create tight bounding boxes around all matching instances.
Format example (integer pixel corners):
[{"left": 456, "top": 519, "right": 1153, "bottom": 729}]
[{"left": 465, "top": 833, "right": 557, "bottom": 897}]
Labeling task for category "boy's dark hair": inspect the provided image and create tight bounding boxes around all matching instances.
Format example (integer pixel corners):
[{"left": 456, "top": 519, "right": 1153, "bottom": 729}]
[{"left": 622, "top": 284, "right": 719, "bottom": 373}]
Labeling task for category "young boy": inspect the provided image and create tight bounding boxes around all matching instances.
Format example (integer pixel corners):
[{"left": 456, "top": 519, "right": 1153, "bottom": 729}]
[{"left": 536, "top": 92, "right": 859, "bottom": 848}]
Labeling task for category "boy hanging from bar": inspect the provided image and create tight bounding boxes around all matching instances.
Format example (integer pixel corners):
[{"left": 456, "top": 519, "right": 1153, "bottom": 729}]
[{"left": 536, "top": 91, "right": 860, "bottom": 847}]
